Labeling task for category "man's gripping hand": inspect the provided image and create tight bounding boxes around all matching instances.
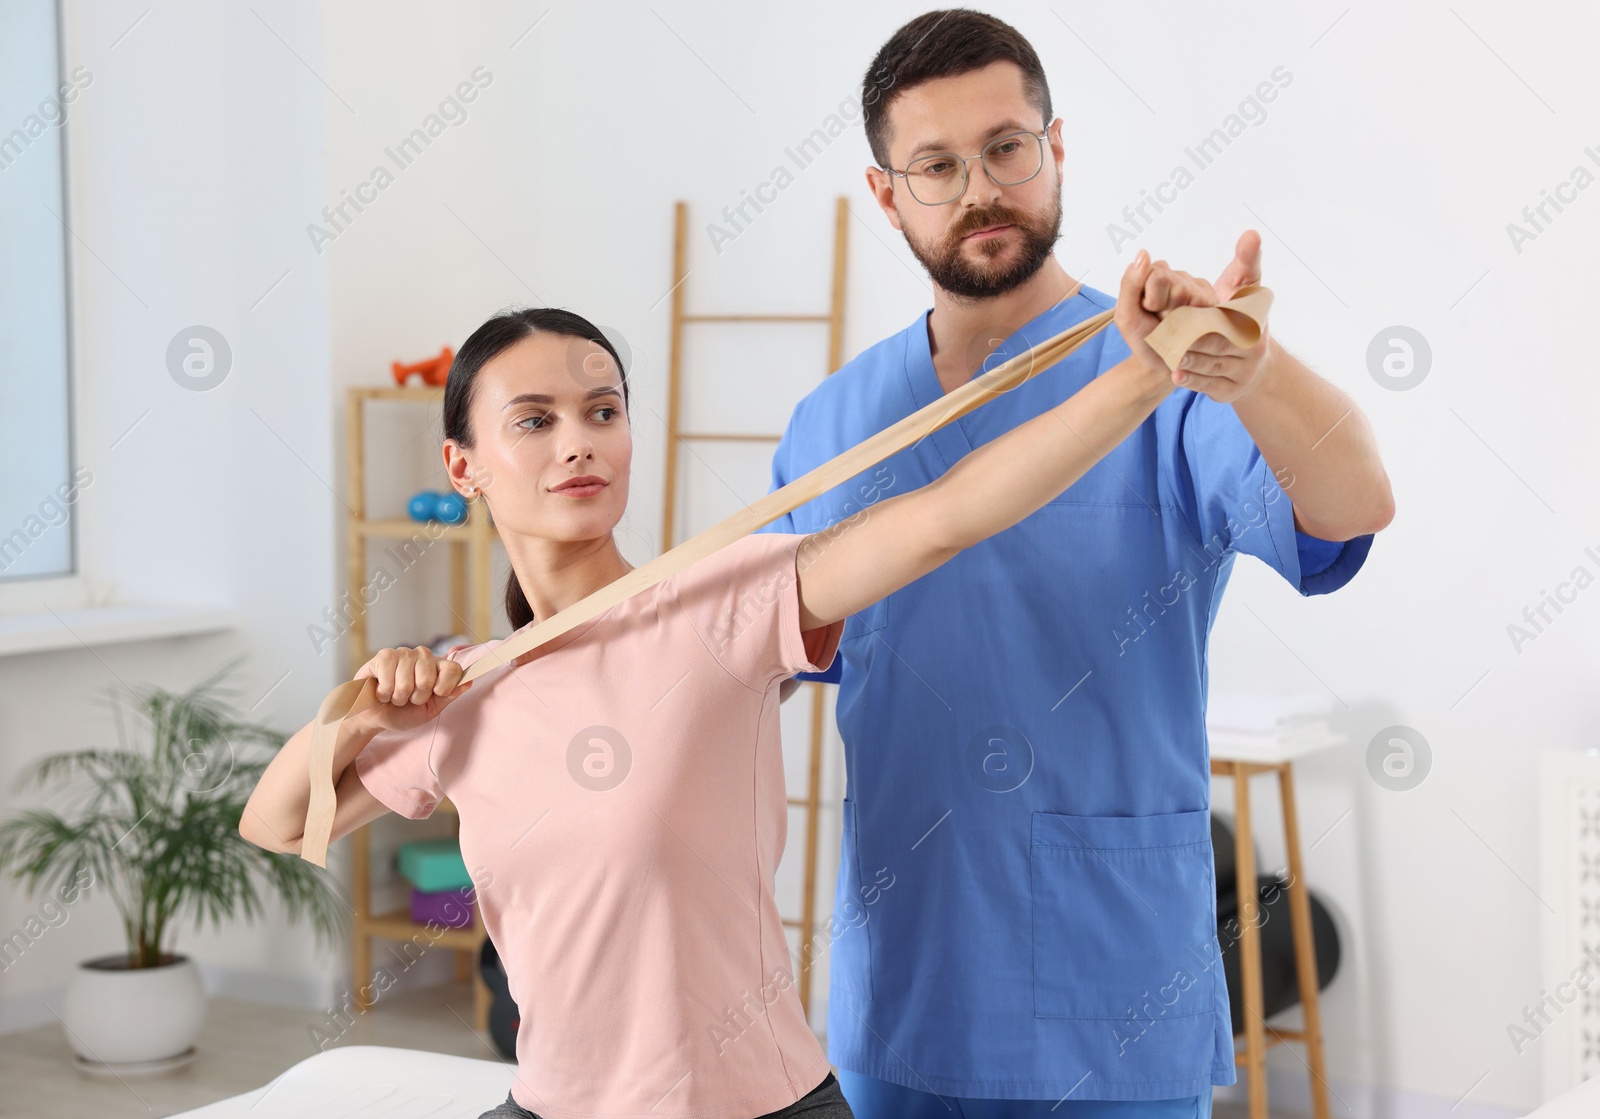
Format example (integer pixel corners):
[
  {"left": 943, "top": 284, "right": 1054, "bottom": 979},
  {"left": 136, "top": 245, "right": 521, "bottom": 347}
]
[{"left": 1172, "top": 229, "right": 1273, "bottom": 404}]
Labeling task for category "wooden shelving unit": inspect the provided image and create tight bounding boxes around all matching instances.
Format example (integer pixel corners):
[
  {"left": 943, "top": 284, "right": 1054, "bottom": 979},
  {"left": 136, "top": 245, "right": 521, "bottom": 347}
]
[{"left": 342, "top": 384, "right": 497, "bottom": 1033}]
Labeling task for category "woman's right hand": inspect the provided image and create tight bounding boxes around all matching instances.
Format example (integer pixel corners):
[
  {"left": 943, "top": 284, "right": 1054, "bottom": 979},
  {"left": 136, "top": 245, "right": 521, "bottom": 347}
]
[
  {"left": 350, "top": 645, "right": 474, "bottom": 735},
  {"left": 1115, "top": 249, "right": 1218, "bottom": 387}
]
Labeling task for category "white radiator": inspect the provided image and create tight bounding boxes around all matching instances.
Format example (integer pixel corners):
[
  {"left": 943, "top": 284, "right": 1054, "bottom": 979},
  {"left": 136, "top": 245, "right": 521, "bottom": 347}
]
[{"left": 1538, "top": 750, "right": 1600, "bottom": 1099}]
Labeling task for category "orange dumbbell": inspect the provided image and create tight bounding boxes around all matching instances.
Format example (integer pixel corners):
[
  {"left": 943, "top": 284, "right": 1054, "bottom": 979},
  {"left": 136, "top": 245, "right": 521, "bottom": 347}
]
[{"left": 392, "top": 346, "right": 455, "bottom": 387}]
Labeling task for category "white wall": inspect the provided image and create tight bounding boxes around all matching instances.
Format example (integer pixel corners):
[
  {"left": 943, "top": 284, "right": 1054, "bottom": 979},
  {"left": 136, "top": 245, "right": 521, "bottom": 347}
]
[
  {"left": 0, "top": 0, "right": 341, "bottom": 1024},
  {"left": 2, "top": 1, "right": 1592, "bottom": 1114},
  {"left": 319, "top": 2, "right": 1600, "bottom": 1113}
]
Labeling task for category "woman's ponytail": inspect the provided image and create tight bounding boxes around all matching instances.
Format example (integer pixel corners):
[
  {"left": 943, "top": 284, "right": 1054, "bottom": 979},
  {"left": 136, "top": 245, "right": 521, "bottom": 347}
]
[{"left": 505, "top": 571, "right": 534, "bottom": 631}]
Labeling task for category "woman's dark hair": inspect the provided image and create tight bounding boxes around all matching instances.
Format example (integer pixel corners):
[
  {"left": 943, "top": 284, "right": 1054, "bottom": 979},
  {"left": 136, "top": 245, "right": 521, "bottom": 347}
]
[
  {"left": 443, "top": 307, "right": 630, "bottom": 631},
  {"left": 862, "top": 9, "right": 1052, "bottom": 170}
]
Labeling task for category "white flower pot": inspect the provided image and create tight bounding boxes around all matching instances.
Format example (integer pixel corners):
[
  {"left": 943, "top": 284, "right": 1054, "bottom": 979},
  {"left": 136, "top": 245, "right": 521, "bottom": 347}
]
[{"left": 61, "top": 952, "right": 206, "bottom": 1076}]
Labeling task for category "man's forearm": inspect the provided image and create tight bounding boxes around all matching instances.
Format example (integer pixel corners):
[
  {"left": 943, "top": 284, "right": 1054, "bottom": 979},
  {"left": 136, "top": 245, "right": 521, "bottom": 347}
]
[{"left": 1231, "top": 338, "right": 1394, "bottom": 540}]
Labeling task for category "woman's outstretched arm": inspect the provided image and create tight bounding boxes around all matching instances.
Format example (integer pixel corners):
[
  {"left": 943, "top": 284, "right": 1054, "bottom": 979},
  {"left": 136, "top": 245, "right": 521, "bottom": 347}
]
[{"left": 794, "top": 252, "right": 1209, "bottom": 633}]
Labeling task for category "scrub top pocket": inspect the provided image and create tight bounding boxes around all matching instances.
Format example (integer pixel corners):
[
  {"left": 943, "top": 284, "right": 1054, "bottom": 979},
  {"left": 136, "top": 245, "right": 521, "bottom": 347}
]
[{"left": 1030, "top": 808, "right": 1218, "bottom": 1020}]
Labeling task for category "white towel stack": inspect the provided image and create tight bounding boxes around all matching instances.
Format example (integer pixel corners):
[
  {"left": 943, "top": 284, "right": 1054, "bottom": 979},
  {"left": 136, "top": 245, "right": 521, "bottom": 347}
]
[{"left": 1206, "top": 690, "right": 1341, "bottom": 758}]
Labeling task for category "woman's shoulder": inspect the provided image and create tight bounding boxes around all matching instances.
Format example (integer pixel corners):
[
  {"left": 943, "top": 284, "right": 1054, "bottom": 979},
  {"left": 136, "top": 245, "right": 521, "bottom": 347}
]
[
  {"left": 659, "top": 534, "right": 811, "bottom": 624},
  {"left": 676, "top": 532, "right": 805, "bottom": 588}
]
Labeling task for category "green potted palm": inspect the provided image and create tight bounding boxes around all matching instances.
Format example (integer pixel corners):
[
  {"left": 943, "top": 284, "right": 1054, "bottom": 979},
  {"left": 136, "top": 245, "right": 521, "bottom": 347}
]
[{"left": 0, "top": 656, "right": 347, "bottom": 1076}]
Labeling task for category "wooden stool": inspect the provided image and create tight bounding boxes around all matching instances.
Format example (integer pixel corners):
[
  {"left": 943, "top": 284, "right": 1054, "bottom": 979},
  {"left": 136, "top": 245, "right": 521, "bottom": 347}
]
[{"left": 1211, "top": 741, "right": 1338, "bottom": 1119}]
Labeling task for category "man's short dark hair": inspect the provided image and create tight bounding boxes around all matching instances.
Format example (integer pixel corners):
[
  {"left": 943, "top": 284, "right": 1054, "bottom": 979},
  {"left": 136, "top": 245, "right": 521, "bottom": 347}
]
[{"left": 862, "top": 9, "right": 1052, "bottom": 169}]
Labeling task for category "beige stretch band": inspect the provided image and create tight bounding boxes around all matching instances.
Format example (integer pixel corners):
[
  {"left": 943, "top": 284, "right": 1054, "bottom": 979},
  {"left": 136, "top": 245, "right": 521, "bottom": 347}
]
[{"left": 298, "top": 284, "right": 1272, "bottom": 867}]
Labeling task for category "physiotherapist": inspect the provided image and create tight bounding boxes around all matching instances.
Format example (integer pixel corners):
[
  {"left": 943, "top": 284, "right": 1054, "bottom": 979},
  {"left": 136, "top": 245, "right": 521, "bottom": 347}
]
[{"left": 758, "top": 9, "right": 1394, "bottom": 1119}]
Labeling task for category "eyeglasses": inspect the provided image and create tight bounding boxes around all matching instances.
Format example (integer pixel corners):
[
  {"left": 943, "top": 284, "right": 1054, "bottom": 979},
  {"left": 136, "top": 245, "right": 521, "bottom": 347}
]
[{"left": 882, "top": 129, "right": 1050, "bottom": 206}]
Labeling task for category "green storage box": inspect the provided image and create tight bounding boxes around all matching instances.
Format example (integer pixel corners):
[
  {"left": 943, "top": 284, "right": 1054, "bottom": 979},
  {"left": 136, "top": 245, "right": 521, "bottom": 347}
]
[{"left": 396, "top": 838, "right": 472, "bottom": 893}]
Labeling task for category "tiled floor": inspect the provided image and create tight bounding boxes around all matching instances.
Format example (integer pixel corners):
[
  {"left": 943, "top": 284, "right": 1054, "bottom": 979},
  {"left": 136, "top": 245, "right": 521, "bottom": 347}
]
[{"left": 0, "top": 981, "right": 1302, "bottom": 1118}]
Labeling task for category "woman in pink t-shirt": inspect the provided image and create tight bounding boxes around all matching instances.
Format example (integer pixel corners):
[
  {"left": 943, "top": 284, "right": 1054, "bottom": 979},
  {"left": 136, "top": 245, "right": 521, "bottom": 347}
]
[{"left": 241, "top": 253, "right": 1215, "bottom": 1119}]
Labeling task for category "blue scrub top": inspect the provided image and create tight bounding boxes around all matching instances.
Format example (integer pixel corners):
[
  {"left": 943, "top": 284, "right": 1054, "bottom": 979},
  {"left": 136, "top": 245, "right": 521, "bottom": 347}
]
[{"left": 757, "top": 285, "right": 1373, "bottom": 1102}]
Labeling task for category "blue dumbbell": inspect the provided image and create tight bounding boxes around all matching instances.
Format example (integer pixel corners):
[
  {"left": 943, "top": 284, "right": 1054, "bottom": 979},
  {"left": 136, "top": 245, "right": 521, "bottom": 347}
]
[
  {"left": 434, "top": 492, "right": 467, "bottom": 524},
  {"left": 407, "top": 490, "right": 469, "bottom": 525}
]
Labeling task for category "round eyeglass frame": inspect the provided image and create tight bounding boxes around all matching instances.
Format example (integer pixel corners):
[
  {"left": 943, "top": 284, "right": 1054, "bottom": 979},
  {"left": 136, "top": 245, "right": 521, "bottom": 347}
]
[{"left": 882, "top": 128, "right": 1052, "bottom": 206}]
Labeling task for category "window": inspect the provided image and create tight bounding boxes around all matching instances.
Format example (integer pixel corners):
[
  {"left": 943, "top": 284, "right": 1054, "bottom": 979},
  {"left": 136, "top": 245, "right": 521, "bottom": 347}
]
[{"left": 0, "top": 0, "right": 81, "bottom": 606}]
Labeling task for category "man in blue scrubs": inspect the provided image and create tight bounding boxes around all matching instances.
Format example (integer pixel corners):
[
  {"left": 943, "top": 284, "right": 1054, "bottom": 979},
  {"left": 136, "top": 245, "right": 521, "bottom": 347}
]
[{"left": 760, "top": 9, "right": 1394, "bottom": 1119}]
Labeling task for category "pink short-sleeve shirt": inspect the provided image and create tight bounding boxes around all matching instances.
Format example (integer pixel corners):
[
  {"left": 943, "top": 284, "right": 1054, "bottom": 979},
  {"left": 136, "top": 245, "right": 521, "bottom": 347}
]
[{"left": 353, "top": 532, "right": 843, "bottom": 1119}]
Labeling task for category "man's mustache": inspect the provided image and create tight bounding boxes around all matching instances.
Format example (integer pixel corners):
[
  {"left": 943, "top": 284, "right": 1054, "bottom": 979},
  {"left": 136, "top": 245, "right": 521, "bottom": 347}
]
[{"left": 948, "top": 206, "right": 1027, "bottom": 242}]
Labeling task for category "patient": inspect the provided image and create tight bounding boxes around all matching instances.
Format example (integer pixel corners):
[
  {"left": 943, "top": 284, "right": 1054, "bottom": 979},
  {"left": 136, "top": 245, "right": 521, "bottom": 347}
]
[{"left": 239, "top": 251, "right": 1223, "bottom": 1119}]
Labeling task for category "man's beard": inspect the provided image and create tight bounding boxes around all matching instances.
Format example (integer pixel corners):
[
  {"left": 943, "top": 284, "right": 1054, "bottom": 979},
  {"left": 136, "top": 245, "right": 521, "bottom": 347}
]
[{"left": 902, "top": 194, "right": 1063, "bottom": 301}]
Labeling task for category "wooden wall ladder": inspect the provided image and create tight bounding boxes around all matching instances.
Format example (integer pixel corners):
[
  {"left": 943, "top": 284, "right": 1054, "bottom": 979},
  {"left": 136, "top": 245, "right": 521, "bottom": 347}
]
[{"left": 660, "top": 197, "right": 849, "bottom": 1020}]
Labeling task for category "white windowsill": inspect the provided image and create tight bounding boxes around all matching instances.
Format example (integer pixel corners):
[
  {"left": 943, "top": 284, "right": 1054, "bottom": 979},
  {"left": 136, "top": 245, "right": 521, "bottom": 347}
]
[{"left": 0, "top": 603, "right": 241, "bottom": 658}]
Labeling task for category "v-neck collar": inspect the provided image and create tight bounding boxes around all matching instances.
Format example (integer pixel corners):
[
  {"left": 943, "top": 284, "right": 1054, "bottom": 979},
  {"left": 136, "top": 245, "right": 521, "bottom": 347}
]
[{"left": 902, "top": 288, "right": 1097, "bottom": 468}]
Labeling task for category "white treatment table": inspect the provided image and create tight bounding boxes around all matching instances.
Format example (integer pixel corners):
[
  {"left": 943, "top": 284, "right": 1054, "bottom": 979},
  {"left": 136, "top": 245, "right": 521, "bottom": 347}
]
[
  {"left": 166, "top": 1045, "right": 515, "bottom": 1118},
  {"left": 166, "top": 1043, "right": 1600, "bottom": 1119},
  {"left": 1522, "top": 1074, "right": 1600, "bottom": 1118}
]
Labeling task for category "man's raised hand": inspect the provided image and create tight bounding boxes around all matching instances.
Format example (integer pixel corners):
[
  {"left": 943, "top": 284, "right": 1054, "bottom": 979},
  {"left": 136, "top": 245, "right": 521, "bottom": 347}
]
[
  {"left": 1171, "top": 229, "right": 1272, "bottom": 403},
  {"left": 1212, "top": 228, "right": 1263, "bottom": 302}
]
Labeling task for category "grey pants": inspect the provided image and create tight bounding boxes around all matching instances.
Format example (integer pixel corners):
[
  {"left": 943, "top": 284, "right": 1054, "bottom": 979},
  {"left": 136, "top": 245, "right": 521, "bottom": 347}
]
[{"left": 478, "top": 1071, "right": 854, "bottom": 1118}]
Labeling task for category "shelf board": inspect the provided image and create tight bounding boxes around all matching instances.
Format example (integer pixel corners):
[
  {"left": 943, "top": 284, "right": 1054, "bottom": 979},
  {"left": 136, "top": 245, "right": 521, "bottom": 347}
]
[
  {"left": 351, "top": 385, "right": 445, "bottom": 402},
  {"left": 353, "top": 517, "right": 483, "bottom": 542},
  {"left": 363, "top": 907, "right": 481, "bottom": 948}
]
